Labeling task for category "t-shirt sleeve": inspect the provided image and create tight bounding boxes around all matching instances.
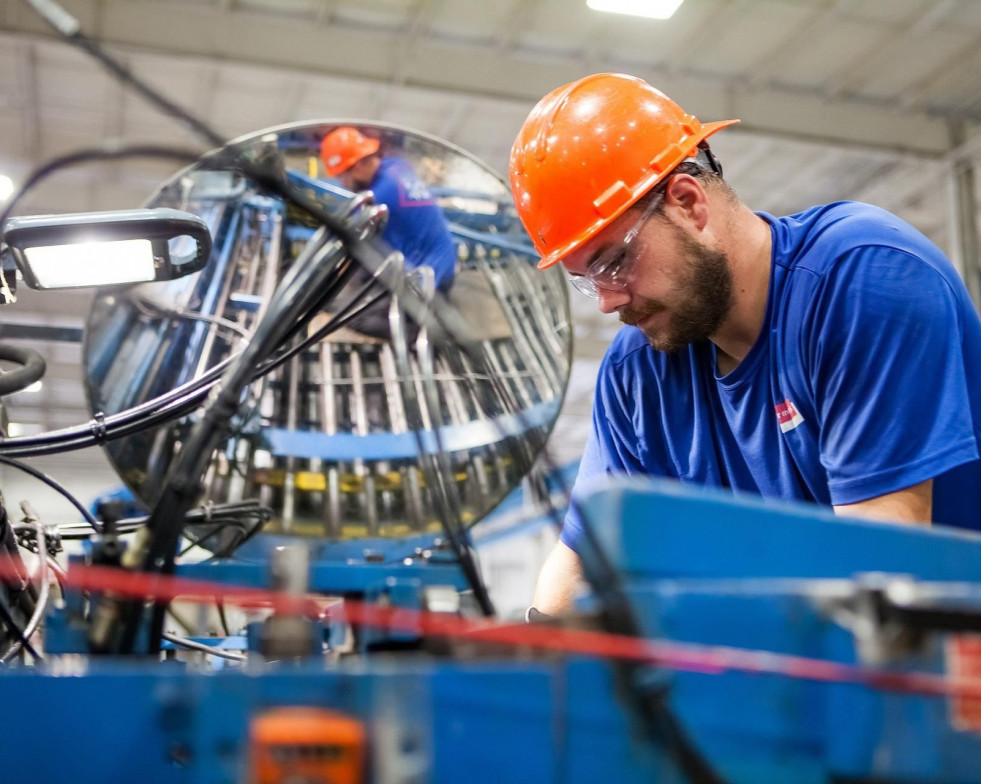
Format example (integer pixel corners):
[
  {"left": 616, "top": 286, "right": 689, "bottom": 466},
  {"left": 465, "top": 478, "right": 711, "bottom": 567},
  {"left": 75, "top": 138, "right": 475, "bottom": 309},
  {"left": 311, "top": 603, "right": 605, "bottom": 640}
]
[
  {"left": 561, "top": 353, "right": 651, "bottom": 552},
  {"left": 807, "top": 246, "right": 979, "bottom": 505}
]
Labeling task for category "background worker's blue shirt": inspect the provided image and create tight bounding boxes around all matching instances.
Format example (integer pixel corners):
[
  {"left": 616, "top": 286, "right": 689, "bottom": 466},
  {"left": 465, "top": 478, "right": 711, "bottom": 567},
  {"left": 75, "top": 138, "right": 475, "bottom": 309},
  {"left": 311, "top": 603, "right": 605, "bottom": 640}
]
[
  {"left": 370, "top": 157, "right": 457, "bottom": 290},
  {"left": 563, "top": 201, "right": 981, "bottom": 552}
]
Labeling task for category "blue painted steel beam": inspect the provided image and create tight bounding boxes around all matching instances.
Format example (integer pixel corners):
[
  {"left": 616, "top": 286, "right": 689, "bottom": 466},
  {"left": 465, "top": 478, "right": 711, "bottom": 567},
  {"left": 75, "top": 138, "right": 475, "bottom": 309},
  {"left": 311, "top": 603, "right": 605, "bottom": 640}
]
[{"left": 262, "top": 400, "right": 558, "bottom": 461}]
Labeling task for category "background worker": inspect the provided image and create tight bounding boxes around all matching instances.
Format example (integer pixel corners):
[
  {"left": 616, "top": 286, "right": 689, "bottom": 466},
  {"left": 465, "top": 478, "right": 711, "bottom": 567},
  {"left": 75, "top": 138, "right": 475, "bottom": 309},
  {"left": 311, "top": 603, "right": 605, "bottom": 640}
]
[
  {"left": 509, "top": 73, "right": 981, "bottom": 615},
  {"left": 320, "top": 126, "right": 458, "bottom": 338}
]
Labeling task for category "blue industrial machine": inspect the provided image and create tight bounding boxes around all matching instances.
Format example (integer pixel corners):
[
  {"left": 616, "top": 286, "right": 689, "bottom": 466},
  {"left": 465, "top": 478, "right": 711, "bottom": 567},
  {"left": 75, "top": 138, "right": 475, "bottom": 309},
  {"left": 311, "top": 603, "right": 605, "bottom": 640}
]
[{"left": 0, "top": 480, "right": 980, "bottom": 782}]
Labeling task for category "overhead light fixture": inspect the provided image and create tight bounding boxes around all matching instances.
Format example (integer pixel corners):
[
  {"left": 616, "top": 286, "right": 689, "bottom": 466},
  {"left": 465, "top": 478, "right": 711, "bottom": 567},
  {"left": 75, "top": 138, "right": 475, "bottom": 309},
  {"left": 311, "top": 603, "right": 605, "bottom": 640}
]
[
  {"left": 2, "top": 208, "right": 212, "bottom": 290},
  {"left": 587, "top": 0, "right": 684, "bottom": 20},
  {"left": 22, "top": 239, "right": 157, "bottom": 289},
  {"left": 0, "top": 175, "right": 13, "bottom": 202}
]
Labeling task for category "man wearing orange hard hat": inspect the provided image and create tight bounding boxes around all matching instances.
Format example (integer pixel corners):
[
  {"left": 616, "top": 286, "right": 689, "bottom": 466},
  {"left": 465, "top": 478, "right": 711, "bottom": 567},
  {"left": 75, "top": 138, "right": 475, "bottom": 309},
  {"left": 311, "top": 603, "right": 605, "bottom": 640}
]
[
  {"left": 510, "top": 73, "right": 981, "bottom": 615},
  {"left": 320, "top": 126, "right": 457, "bottom": 338}
]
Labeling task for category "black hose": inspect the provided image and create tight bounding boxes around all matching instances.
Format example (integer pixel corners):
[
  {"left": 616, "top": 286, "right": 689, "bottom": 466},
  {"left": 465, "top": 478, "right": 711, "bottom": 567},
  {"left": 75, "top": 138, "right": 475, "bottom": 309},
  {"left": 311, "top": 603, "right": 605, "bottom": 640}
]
[
  {"left": 0, "top": 455, "right": 100, "bottom": 529},
  {"left": 0, "top": 344, "right": 46, "bottom": 395},
  {"left": 119, "top": 230, "right": 352, "bottom": 653}
]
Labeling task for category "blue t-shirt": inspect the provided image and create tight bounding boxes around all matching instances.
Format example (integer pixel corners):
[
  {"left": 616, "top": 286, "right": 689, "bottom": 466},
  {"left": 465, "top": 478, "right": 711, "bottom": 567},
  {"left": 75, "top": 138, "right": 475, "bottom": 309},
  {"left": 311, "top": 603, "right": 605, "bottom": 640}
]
[
  {"left": 562, "top": 201, "right": 981, "bottom": 552},
  {"left": 369, "top": 157, "right": 457, "bottom": 290}
]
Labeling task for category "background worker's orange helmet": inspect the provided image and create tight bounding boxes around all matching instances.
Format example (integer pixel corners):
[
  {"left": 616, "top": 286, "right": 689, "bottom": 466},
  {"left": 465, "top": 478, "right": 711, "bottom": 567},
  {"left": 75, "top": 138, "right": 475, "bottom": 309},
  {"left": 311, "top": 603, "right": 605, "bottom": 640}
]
[
  {"left": 320, "top": 126, "right": 381, "bottom": 177},
  {"left": 509, "top": 73, "right": 739, "bottom": 269}
]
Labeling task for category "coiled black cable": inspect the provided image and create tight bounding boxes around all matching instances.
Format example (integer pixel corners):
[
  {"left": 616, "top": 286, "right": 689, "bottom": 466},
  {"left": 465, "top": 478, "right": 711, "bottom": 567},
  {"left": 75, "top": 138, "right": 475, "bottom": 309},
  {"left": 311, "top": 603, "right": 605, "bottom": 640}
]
[{"left": 0, "top": 344, "right": 46, "bottom": 395}]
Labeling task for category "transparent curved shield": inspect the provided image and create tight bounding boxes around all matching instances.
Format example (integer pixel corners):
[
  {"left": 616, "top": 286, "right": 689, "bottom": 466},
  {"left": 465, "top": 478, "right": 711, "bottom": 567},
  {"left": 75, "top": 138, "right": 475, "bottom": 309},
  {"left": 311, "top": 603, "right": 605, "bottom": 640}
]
[{"left": 83, "top": 121, "right": 572, "bottom": 543}]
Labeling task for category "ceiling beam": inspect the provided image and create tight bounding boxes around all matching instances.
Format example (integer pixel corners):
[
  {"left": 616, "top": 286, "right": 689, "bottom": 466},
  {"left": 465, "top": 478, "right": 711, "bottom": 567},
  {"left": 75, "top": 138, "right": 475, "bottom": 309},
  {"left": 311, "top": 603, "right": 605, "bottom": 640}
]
[
  {"left": 0, "top": 0, "right": 972, "bottom": 158},
  {"left": 436, "top": 98, "right": 471, "bottom": 143},
  {"left": 820, "top": 0, "right": 959, "bottom": 100},
  {"left": 278, "top": 78, "right": 307, "bottom": 123},
  {"left": 662, "top": 0, "right": 753, "bottom": 74},
  {"left": 388, "top": 0, "right": 442, "bottom": 91},
  {"left": 316, "top": 0, "right": 339, "bottom": 27},
  {"left": 754, "top": 149, "right": 830, "bottom": 210},
  {"left": 903, "top": 34, "right": 981, "bottom": 115},
  {"left": 742, "top": 0, "right": 854, "bottom": 90},
  {"left": 710, "top": 135, "right": 778, "bottom": 184},
  {"left": 402, "top": 0, "right": 440, "bottom": 50},
  {"left": 367, "top": 83, "right": 394, "bottom": 121},
  {"left": 494, "top": 0, "right": 536, "bottom": 55}
]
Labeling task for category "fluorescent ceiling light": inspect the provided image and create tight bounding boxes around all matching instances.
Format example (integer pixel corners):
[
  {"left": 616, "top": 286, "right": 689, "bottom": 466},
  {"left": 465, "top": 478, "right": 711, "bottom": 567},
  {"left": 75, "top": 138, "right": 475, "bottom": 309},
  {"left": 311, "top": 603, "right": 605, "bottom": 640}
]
[
  {"left": 24, "top": 239, "right": 156, "bottom": 289},
  {"left": 587, "top": 0, "right": 684, "bottom": 20},
  {"left": 0, "top": 175, "right": 13, "bottom": 201}
]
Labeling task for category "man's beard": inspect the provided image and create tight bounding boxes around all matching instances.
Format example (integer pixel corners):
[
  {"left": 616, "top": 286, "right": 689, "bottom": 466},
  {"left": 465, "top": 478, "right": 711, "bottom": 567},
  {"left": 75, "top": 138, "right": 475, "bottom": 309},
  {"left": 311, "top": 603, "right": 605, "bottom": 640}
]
[{"left": 619, "top": 225, "right": 734, "bottom": 353}]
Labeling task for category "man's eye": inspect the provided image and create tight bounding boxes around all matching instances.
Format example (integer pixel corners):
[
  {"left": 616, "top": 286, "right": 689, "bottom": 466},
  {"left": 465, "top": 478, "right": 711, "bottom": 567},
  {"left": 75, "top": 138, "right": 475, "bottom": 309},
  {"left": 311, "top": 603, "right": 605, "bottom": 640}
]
[{"left": 595, "top": 249, "right": 626, "bottom": 277}]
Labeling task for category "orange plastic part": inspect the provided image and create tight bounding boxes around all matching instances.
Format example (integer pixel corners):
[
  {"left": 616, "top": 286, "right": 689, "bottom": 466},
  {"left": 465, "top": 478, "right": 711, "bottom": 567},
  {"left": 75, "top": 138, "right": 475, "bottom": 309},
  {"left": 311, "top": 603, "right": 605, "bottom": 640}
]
[
  {"left": 249, "top": 706, "right": 366, "bottom": 784},
  {"left": 509, "top": 73, "right": 739, "bottom": 269},
  {"left": 320, "top": 127, "right": 381, "bottom": 177}
]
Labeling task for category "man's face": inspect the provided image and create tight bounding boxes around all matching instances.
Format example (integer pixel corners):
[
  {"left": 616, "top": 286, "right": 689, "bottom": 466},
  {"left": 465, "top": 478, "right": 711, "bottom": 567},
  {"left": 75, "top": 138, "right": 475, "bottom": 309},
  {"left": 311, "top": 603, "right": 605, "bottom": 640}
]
[
  {"left": 339, "top": 156, "right": 380, "bottom": 191},
  {"left": 564, "top": 208, "right": 734, "bottom": 353}
]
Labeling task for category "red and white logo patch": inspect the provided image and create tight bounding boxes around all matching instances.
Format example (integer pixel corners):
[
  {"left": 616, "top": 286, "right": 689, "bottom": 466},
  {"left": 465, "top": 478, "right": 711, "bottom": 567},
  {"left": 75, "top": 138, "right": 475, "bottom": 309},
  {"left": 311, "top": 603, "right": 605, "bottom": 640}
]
[{"left": 775, "top": 399, "right": 804, "bottom": 433}]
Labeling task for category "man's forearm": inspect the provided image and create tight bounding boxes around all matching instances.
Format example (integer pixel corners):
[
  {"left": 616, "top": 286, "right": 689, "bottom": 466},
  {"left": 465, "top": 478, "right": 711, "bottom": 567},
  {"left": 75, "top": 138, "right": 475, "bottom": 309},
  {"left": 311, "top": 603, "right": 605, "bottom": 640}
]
[{"left": 532, "top": 540, "right": 584, "bottom": 615}]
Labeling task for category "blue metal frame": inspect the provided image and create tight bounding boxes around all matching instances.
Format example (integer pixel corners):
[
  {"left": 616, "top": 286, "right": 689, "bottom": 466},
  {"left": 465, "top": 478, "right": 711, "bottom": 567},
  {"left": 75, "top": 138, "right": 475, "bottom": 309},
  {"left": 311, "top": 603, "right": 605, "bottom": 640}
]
[{"left": 9, "top": 476, "right": 981, "bottom": 782}]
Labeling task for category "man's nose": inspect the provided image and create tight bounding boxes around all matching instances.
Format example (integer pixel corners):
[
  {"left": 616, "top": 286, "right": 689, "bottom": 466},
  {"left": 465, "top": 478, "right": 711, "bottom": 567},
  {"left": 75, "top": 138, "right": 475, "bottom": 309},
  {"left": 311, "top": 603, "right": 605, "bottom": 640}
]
[{"left": 596, "top": 285, "right": 630, "bottom": 314}]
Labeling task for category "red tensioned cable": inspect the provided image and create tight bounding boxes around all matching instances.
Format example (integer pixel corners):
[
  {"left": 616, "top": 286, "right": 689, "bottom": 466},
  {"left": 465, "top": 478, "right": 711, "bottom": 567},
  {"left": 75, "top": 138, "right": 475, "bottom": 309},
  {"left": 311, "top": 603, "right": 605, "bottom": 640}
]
[{"left": 4, "top": 555, "right": 981, "bottom": 699}]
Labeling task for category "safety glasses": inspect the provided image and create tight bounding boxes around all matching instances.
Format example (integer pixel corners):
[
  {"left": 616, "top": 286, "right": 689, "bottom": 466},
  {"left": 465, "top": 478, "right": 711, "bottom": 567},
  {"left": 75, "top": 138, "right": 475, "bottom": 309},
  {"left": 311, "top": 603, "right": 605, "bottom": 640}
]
[{"left": 567, "top": 186, "right": 666, "bottom": 300}]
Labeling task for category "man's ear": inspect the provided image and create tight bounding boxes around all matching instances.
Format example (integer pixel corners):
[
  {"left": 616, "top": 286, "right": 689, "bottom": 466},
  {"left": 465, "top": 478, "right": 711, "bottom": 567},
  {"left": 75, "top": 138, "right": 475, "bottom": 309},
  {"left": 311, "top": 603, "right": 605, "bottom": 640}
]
[{"left": 664, "top": 173, "right": 709, "bottom": 231}]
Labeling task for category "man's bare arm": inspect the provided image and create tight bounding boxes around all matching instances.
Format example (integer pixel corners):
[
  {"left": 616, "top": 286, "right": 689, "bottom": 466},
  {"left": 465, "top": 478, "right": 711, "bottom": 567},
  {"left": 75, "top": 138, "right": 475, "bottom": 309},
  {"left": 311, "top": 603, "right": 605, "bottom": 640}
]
[
  {"left": 833, "top": 478, "right": 933, "bottom": 525},
  {"left": 531, "top": 480, "right": 933, "bottom": 617},
  {"left": 531, "top": 540, "right": 584, "bottom": 615}
]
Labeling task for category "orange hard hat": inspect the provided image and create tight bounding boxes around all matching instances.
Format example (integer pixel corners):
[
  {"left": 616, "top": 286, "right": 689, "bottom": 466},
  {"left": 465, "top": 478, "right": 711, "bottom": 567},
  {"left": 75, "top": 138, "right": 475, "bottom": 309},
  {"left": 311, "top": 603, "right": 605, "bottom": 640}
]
[
  {"left": 320, "top": 126, "right": 381, "bottom": 177},
  {"left": 509, "top": 73, "right": 739, "bottom": 269}
]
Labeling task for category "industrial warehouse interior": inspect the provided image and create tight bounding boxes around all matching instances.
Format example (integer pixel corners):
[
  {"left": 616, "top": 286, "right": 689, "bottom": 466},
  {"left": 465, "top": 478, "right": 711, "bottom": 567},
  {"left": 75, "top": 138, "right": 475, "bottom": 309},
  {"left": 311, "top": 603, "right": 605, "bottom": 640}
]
[{"left": 1, "top": 0, "right": 981, "bottom": 781}]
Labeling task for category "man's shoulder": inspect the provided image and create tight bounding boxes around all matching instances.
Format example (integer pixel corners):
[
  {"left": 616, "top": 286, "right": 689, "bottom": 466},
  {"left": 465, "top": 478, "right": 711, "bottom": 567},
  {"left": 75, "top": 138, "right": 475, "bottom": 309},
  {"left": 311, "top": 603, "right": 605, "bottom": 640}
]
[
  {"left": 604, "top": 326, "right": 650, "bottom": 366},
  {"left": 767, "top": 201, "right": 946, "bottom": 275},
  {"left": 378, "top": 156, "right": 407, "bottom": 174},
  {"left": 376, "top": 157, "right": 436, "bottom": 207},
  {"left": 601, "top": 327, "right": 699, "bottom": 376}
]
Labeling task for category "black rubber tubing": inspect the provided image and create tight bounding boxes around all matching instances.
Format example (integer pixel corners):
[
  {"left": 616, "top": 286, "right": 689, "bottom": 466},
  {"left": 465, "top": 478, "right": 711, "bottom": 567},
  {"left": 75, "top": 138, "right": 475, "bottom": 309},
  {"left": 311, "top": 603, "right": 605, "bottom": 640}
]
[{"left": 0, "top": 343, "right": 46, "bottom": 395}]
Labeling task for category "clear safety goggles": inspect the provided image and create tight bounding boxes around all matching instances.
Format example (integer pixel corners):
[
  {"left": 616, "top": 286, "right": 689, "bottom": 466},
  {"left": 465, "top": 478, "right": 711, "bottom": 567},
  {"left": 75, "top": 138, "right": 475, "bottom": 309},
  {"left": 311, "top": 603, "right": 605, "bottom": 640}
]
[
  {"left": 566, "top": 145, "right": 724, "bottom": 300},
  {"left": 567, "top": 186, "right": 666, "bottom": 300}
]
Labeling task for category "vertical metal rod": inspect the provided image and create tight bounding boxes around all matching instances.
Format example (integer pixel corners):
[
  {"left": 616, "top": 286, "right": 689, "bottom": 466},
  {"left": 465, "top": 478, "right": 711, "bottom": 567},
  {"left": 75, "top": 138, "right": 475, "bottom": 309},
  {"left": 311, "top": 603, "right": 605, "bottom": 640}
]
[
  {"left": 349, "top": 347, "right": 378, "bottom": 536},
  {"left": 446, "top": 349, "right": 500, "bottom": 503},
  {"left": 479, "top": 253, "right": 557, "bottom": 401},
  {"left": 438, "top": 353, "right": 490, "bottom": 512},
  {"left": 380, "top": 342, "right": 423, "bottom": 529},
  {"left": 319, "top": 342, "right": 341, "bottom": 537},
  {"left": 281, "top": 352, "right": 301, "bottom": 532},
  {"left": 948, "top": 120, "right": 981, "bottom": 308},
  {"left": 226, "top": 438, "right": 250, "bottom": 504},
  {"left": 508, "top": 255, "right": 566, "bottom": 391},
  {"left": 409, "top": 353, "right": 435, "bottom": 432}
]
